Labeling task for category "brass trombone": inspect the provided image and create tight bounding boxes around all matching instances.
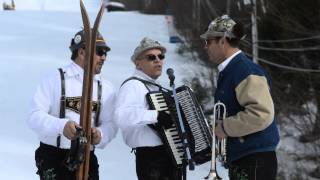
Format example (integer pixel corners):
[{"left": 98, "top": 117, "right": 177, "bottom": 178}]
[{"left": 205, "top": 101, "right": 228, "bottom": 180}]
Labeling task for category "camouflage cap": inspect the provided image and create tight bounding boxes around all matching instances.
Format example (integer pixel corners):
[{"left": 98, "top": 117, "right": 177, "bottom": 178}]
[
  {"left": 200, "top": 15, "right": 237, "bottom": 39},
  {"left": 131, "top": 37, "right": 166, "bottom": 61}
]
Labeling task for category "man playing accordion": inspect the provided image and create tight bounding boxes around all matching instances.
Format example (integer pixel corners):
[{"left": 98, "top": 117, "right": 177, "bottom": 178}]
[{"left": 114, "top": 37, "right": 181, "bottom": 180}]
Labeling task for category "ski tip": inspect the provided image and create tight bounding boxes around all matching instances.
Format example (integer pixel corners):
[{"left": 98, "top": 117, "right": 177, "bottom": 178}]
[
  {"left": 98, "top": 1, "right": 106, "bottom": 14},
  {"left": 100, "top": 0, "right": 106, "bottom": 7},
  {"left": 80, "top": 0, "right": 85, "bottom": 10}
]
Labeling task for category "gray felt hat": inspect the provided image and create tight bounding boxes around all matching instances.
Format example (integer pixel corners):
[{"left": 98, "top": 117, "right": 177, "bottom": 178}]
[{"left": 131, "top": 37, "right": 166, "bottom": 61}]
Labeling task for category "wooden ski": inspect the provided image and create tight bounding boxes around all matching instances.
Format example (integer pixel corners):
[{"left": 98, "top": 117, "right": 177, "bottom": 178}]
[{"left": 77, "top": 1, "right": 105, "bottom": 179}]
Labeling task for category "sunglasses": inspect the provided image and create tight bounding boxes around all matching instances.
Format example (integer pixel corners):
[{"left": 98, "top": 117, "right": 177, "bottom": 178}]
[
  {"left": 96, "top": 48, "right": 107, "bottom": 57},
  {"left": 81, "top": 47, "right": 107, "bottom": 57},
  {"left": 204, "top": 38, "right": 220, "bottom": 47},
  {"left": 144, "top": 54, "right": 165, "bottom": 61},
  {"left": 204, "top": 39, "right": 214, "bottom": 47}
]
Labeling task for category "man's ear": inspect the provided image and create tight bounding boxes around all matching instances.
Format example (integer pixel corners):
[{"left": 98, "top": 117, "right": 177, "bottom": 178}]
[
  {"left": 220, "top": 37, "right": 225, "bottom": 45},
  {"left": 78, "top": 48, "right": 85, "bottom": 57},
  {"left": 134, "top": 60, "right": 140, "bottom": 68}
]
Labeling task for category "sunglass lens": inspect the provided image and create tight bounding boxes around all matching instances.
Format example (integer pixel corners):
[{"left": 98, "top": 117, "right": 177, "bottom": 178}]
[
  {"left": 146, "top": 54, "right": 157, "bottom": 61},
  {"left": 158, "top": 54, "right": 165, "bottom": 60},
  {"left": 146, "top": 54, "right": 165, "bottom": 61},
  {"left": 96, "top": 48, "right": 107, "bottom": 56}
]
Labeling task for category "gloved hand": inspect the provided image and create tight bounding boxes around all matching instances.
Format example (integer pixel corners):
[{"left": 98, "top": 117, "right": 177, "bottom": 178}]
[{"left": 157, "top": 111, "right": 173, "bottom": 129}]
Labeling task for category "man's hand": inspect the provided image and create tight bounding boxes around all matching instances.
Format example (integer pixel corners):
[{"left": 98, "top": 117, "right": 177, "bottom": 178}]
[
  {"left": 157, "top": 111, "right": 173, "bottom": 129},
  {"left": 215, "top": 120, "right": 227, "bottom": 140},
  {"left": 91, "top": 127, "right": 102, "bottom": 145},
  {"left": 63, "top": 120, "right": 79, "bottom": 140}
]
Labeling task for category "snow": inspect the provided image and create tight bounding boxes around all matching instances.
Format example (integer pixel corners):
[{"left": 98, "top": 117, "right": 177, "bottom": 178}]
[
  {"left": 277, "top": 111, "right": 320, "bottom": 180},
  {"left": 106, "top": 2, "right": 125, "bottom": 9},
  {"left": 0, "top": 2, "right": 224, "bottom": 180},
  {"left": 0, "top": 0, "right": 101, "bottom": 11}
]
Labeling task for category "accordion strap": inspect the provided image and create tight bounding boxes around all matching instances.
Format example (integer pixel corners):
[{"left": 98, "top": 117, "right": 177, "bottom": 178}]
[{"left": 121, "top": 76, "right": 169, "bottom": 92}]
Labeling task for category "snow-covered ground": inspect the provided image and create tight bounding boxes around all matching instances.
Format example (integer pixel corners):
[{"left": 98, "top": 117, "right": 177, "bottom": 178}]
[
  {"left": 0, "top": 0, "right": 100, "bottom": 11},
  {"left": 0, "top": 1, "right": 222, "bottom": 179},
  {"left": 2, "top": 2, "right": 318, "bottom": 180}
]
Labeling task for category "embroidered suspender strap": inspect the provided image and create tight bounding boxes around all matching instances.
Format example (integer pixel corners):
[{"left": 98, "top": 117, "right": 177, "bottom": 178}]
[
  {"left": 58, "top": 68, "right": 66, "bottom": 118},
  {"left": 94, "top": 80, "right": 102, "bottom": 127},
  {"left": 57, "top": 68, "right": 66, "bottom": 148}
]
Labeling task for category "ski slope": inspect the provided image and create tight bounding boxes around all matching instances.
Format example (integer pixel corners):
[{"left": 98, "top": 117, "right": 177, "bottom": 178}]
[{"left": 0, "top": 2, "right": 222, "bottom": 179}]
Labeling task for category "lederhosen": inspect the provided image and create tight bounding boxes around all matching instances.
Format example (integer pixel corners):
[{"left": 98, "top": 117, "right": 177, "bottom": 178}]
[
  {"left": 35, "top": 68, "right": 102, "bottom": 180},
  {"left": 229, "top": 151, "right": 278, "bottom": 180},
  {"left": 122, "top": 77, "right": 182, "bottom": 180}
]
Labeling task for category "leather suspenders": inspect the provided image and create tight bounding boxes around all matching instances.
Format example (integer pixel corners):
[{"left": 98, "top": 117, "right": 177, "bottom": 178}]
[
  {"left": 57, "top": 68, "right": 65, "bottom": 148},
  {"left": 57, "top": 68, "right": 102, "bottom": 148}
]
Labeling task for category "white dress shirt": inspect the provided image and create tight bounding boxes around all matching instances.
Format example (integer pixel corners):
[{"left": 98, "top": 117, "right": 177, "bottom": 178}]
[
  {"left": 114, "top": 69, "right": 163, "bottom": 148},
  {"left": 27, "top": 61, "right": 118, "bottom": 149},
  {"left": 217, "top": 50, "right": 241, "bottom": 72}
]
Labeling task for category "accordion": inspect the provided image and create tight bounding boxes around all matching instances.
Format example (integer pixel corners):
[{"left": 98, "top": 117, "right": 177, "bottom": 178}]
[{"left": 146, "top": 85, "right": 212, "bottom": 167}]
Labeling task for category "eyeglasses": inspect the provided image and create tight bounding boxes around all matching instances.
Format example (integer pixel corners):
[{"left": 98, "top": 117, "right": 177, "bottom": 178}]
[
  {"left": 96, "top": 48, "right": 107, "bottom": 57},
  {"left": 204, "top": 38, "right": 220, "bottom": 48},
  {"left": 144, "top": 54, "right": 165, "bottom": 61},
  {"left": 204, "top": 39, "right": 214, "bottom": 47},
  {"left": 81, "top": 47, "right": 107, "bottom": 57}
]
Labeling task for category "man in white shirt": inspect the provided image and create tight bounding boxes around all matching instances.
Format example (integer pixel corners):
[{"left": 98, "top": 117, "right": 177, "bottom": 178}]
[
  {"left": 114, "top": 37, "right": 181, "bottom": 180},
  {"left": 27, "top": 29, "right": 118, "bottom": 180}
]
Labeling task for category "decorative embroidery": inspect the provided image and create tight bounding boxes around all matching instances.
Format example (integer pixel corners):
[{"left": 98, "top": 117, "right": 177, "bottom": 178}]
[
  {"left": 42, "top": 168, "right": 56, "bottom": 180},
  {"left": 66, "top": 96, "right": 98, "bottom": 114},
  {"left": 230, "top": 167, "right": 249, "bottom": 180}
]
